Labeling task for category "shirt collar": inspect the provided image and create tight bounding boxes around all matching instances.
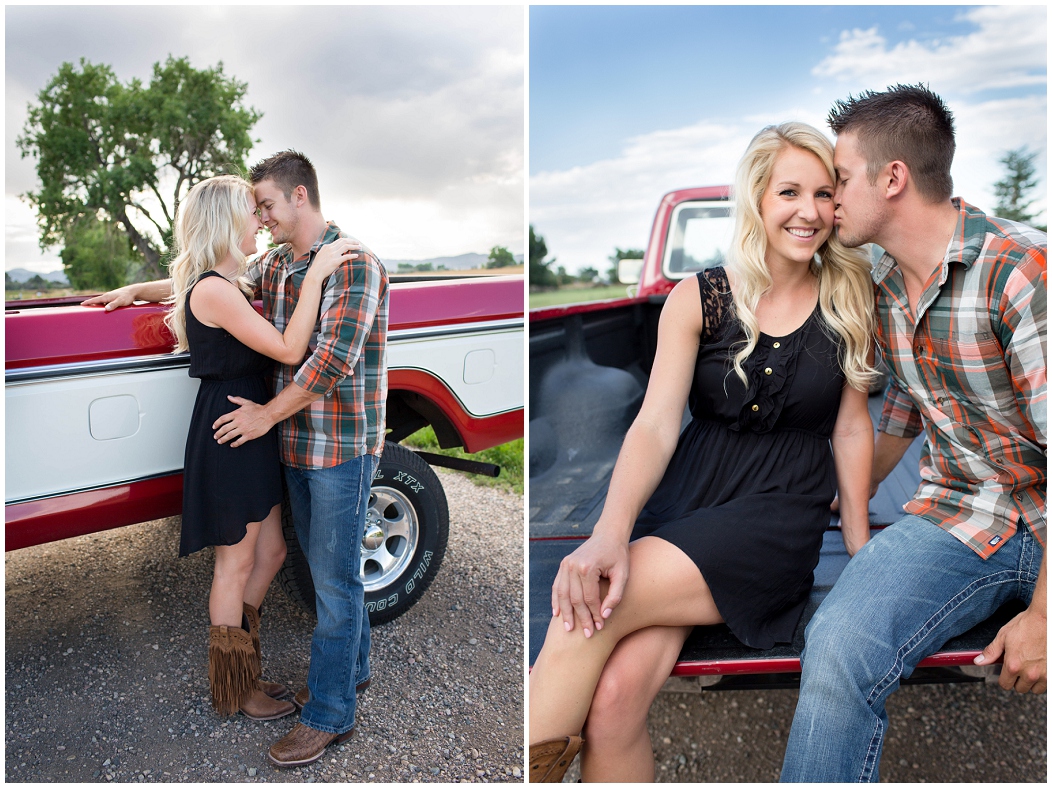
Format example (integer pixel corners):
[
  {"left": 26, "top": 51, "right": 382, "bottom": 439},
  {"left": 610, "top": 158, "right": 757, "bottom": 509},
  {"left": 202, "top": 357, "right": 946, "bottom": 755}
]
[
  {"left": 270, "top": 221, "right": 344, "bottom": 271},
  {"left": 871, "top": 198, "right": 984, "bottom": 286}
]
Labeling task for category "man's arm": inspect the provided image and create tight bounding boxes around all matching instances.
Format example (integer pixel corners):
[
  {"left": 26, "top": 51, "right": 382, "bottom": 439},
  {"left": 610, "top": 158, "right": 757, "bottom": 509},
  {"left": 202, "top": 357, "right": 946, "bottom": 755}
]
[
  {"left": 292, "top": 249, "right": 384, "bottom": 398},
  {"left": 81, "top": 279, "right": 173, "bottom": 310},
  {"left": 975, "top": 249, "right": 1047, "bottom": 693},
  {"left": 975, "top": 554, "right": 1046, "bottom": 693},
  {"left": 871, "top": 431, "right": 915, "bottom": 497},
  {"left": 212, "top": 382, "right": 322, "bottom": 448}
]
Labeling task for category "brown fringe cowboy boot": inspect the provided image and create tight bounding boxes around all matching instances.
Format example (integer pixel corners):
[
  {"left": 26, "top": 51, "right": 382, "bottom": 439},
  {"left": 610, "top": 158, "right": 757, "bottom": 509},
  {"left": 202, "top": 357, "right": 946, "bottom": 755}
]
[
  {"left": 207, "top": 624, "right": 294, "bottom": 720},
  {"left": 208, "top": 624, "right": 258, "bottom": 715},
  {"left": 242, "top": 603, "right": 290, "bottom": 699},
  {"left": 529, "top": 735, "right": 583, "bottom": 783}
]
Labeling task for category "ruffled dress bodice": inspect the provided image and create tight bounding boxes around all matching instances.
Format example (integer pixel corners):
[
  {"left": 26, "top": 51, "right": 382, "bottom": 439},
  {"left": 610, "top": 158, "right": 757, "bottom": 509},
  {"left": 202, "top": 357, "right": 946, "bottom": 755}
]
[{"left": 631, "top": 266, "right": 847, "bottom": 649}]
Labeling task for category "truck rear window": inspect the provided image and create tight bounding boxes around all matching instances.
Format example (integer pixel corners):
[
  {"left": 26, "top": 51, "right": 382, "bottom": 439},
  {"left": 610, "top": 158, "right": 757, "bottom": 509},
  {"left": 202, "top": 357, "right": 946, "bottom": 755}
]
[{"left": 663, "top": 201, "right": 735, "bottom": 279}]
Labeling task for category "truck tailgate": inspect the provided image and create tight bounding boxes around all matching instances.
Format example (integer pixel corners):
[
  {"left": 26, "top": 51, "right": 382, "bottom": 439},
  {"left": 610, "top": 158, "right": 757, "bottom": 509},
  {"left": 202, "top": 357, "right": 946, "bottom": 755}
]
[{"left": 529, "top": 395, "right": 1020, "bottom": 683}]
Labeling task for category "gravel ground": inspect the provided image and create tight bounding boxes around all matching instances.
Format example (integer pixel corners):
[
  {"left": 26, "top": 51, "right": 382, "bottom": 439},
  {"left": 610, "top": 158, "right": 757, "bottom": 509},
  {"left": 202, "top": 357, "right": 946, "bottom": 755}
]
[
  {"left": 562, "top": 677, "right": 1046, "bottom": 782},
  {"left": 5, "top": 471, "right": 524, "bottom": 783}
]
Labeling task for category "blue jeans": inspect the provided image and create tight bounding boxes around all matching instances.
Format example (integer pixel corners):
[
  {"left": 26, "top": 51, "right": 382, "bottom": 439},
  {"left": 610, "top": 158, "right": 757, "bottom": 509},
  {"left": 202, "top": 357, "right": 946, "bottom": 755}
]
[
  {"left": 781, "top": 514, "right": 1041, "bottom": 782},
  {"left": 284, "top": 453, "right": 377, "bottom": 734}
]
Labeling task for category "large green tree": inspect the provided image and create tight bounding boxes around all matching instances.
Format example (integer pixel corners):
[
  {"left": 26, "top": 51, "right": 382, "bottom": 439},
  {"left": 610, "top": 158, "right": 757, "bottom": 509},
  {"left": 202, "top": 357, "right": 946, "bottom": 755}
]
[
  {"left": 529, "top": 225, "right": 557, "bottom": 287},
  {"left": 60, "top": 214, "right": 141, "bottom": 291},
  {"left": 18, "top": 56, "right": 261, "bottom": 281},
  {"left": 993, "top": 147, "right": 1044, "bottom": 230}
]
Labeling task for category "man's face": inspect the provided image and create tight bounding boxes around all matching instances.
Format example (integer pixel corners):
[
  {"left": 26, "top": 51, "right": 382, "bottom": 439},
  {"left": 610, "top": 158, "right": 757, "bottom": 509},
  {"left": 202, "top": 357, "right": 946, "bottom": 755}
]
[
  {"left": 833, "top": 131, "right": 888, "bottom": 248},
  {"left": 253, "top": 179, "right": 299, "bottom": 246}
]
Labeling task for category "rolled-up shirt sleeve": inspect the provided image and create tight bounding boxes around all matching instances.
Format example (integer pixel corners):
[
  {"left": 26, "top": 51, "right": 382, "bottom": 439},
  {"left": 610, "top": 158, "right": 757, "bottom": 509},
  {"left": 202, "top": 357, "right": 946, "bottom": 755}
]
[
  {"left": 294, "top": 251, "right": 384, "bottom": 396},
  {"left": 999, "top": 249, "right": 1047, "bottom": 449},
  {"left": 879, "top": 376, "right": 923, "bottom": 438}
]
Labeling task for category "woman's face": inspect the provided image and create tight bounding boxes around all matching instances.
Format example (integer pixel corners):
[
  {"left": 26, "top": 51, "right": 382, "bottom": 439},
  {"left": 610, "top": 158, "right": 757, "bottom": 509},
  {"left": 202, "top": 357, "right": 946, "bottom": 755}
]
[
  {"left": 759, "top": 146, "right": 835, "bottom": 270},
  {"left": 239, "top": 200, "right": 263, "bottom": 257}
]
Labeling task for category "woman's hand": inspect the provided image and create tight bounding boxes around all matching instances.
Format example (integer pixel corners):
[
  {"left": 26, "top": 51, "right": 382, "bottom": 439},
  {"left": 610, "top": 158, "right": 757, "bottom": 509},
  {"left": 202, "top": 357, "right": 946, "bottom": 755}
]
[
  {"left": 308, "top": 238, "right": 361, "bottom": 282},
  {"left": 552, "top": 532, "right": 630, "bottom": 638}
]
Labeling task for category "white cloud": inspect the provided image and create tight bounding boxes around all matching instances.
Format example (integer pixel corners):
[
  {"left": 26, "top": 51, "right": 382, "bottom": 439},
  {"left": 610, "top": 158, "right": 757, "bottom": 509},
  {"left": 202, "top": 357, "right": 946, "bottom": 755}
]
[
  {"left": 530, "top": 121, "right": 747, "bottom": 272},
  {"left": 813, "top": 6, "right": 1046, "bottom": 93},
  {"left": 5, "top": 195, "right": 61, "bottom": 273}
]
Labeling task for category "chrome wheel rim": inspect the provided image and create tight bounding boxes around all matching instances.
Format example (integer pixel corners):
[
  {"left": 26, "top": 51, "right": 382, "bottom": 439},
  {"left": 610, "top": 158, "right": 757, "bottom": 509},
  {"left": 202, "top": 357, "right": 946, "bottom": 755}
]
[{"left": 361, "top": 485, "right": 418, "bottom": 593}]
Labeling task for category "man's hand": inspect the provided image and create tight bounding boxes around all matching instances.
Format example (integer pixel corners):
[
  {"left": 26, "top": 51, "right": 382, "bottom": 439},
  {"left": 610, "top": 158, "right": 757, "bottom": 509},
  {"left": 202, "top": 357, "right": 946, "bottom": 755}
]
[
  {"left": 82, "top": 285, "right": 139, "bottom": 311},
  {"left": 212, "top": 396, "right": 275, "bottom": 447},
  {"left": 551, "top": 533, "right": 630, "bottom": 639},
  {"left": 975, "top": 607, "right": 1047, "bottom": 693}
]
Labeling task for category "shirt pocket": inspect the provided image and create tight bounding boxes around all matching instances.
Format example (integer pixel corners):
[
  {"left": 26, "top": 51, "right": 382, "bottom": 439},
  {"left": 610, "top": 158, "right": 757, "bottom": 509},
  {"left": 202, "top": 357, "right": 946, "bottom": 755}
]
[{"left": 928, "top": 329, "right": 1016, "bottom": 415}]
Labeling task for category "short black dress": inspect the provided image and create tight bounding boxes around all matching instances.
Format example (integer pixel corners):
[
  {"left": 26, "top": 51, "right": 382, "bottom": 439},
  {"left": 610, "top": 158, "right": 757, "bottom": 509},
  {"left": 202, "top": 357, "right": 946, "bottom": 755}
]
[
  {"left": 630, "top": 267, "right": 845, "bottom": 649},
  {"left": 179, "top": 270, "right": 283, "bottom": 557}
]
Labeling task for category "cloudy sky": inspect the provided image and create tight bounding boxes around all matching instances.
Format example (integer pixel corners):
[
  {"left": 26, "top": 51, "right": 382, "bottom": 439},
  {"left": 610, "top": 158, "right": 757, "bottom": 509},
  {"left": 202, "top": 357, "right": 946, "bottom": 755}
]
[
  {"left": 531, "top": 5, "right": 1047, "bottom": 273},
  {"left": 6, "top": 5, "right": 524, "bottom": 273}
]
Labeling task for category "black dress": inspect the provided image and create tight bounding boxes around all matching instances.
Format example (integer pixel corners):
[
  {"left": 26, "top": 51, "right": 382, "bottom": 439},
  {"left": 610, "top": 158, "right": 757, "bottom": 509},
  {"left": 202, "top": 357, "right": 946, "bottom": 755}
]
[
  {"left": 179, "top": 270, "right": 283, "bottom": 557},
  {"left": 630, "top": 267, "right": 845, "bottom": 649}
]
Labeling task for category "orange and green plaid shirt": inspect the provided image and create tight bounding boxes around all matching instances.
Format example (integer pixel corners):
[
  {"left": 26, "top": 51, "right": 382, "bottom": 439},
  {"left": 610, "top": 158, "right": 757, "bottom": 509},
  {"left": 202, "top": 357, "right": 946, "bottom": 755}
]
[
  {"left": 874, "top": 199, "right": 1046, "bottom": 558},
  {"left": 246, "top": 221, "right": 388, "bottom": 469}
]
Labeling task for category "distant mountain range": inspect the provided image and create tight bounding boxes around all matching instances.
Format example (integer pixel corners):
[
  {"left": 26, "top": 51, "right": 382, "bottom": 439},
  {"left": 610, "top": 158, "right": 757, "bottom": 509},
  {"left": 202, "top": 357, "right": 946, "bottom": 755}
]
[
  {"left": 5, "top": 251, "right": 523, "bottom": 284},
  {"left": 381, "top": 252, "right": 523, "bottom": 270},
  {"left": 6, "top": 267, "right": 69, "bottom": 284}
]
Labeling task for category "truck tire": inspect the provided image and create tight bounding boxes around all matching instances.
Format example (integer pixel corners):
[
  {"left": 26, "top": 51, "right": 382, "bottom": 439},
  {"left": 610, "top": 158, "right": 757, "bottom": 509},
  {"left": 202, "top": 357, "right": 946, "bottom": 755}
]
[{"left": 277, "top": 443, "right": 450, "bottom": 626}]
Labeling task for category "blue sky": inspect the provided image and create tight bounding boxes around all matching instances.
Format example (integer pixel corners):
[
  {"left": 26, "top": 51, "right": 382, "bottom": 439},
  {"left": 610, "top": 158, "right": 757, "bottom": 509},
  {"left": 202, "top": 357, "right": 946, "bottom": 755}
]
[{"left": 530, "top": 5, "right": 1047, "bottom": 272}]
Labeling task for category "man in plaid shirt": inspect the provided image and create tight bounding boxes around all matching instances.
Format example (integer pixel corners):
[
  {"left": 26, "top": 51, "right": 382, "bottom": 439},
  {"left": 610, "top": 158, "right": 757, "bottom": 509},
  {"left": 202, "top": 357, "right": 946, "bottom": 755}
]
[
  {"left": 782, "top": 85, "right": 1046, "bottom": 782},
  {"left": 212, "top": 151, "right": 389, "bottom": 766},
  {"left": 85, "top": 152, "right": 388, "bottom": 765}
]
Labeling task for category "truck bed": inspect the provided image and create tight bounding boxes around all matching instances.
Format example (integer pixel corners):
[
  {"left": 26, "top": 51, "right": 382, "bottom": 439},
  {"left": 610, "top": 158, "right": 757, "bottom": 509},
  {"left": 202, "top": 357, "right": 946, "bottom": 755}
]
[{"left": 529, "top": 389, "right": 1019, "bottom": 687}]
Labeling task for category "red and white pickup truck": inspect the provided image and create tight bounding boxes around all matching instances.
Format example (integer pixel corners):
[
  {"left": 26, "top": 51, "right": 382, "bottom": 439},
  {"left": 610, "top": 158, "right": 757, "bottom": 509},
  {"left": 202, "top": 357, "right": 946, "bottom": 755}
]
[
  {"left": 6, "top": 272, "right": 524, "bottom": 624},
  {"left": 529, "top": 187, "right": 1014, "bottom": 687}
]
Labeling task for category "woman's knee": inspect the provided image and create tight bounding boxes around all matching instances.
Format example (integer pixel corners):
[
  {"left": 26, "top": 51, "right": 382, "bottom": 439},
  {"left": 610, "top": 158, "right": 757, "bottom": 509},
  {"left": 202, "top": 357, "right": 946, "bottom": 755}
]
[
  {"left": 585, "top": 661, "right": 652, "bottom": 742},
  {"left": 261, "top": 538, "right": 287, "bottom": 572},
  {"left": 214, "top": 549, "right": 255, "bottom": 584}
]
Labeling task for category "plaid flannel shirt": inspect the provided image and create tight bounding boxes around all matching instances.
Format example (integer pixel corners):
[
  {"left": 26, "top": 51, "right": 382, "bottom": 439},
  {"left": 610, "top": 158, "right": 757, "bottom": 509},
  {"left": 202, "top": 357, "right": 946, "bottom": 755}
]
[
  {"left": 246, "top": 221, "right": 388, "bottom": 469},
  {"left": 874, "top": 199, "right": 1046, "bottom": 558}
]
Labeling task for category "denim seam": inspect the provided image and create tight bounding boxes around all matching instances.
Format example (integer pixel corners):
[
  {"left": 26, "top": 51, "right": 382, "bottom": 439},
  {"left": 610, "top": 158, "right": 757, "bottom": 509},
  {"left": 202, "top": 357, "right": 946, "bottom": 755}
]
[{"left": 857, "top": 569, "right": 1022, "bottom": 781}]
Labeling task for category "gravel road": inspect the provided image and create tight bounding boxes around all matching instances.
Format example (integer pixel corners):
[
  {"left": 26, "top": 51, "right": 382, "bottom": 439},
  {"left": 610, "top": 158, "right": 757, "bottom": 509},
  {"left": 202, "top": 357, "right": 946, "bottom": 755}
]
[
  {"left": 561, "top": 675, "right": 1046, "bottom": 782},
  {"left": 5, "top": 472, "right": 524, "bottom": 783}
]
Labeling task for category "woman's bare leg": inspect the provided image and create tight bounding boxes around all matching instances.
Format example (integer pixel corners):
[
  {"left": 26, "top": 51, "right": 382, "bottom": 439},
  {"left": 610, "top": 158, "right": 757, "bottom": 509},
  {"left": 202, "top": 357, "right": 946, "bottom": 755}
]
[
  {"left": 242, "top": 505, "right": 286, "bottom": 610},
  {"left": 210, "top": 522, "right": 261, "bottom": 627},
  {"left": 579, "top": 625, "right": 690, "bottom": 782},
  {"left": 529, "top": 536, "right": 721, "bottom": 744}
]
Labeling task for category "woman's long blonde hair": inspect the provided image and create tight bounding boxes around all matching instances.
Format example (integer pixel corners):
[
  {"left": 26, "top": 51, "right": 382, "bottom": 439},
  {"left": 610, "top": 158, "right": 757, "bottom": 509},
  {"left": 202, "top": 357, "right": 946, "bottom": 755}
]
[
  {"left": 164, "top": 175, "right": 255, "bottom": 353},
  {"left": 728, "top": 122, "right": 878, "bottom": 392}
]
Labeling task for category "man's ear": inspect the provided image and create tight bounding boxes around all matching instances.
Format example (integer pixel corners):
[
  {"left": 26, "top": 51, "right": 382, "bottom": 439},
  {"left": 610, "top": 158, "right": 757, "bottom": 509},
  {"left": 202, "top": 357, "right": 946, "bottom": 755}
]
[
  {"left": 293, "top": 184, "right": 310, "bottom": 208},
  {"left": 884, "top": 161, "right": 909, "bottom": 199}
]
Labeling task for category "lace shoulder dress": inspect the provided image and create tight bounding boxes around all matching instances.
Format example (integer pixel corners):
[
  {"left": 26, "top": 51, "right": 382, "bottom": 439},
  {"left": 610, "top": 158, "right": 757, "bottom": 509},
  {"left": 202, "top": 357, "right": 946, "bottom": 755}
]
[{"left": 630, "top": 266, "right": 845, "bottom": 648}]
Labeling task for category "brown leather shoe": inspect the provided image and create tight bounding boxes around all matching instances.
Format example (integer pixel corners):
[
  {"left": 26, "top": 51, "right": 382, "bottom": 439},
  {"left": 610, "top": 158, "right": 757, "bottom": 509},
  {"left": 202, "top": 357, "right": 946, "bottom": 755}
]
[
  {"left": 268, "top": 722, "right": 355, "bottom": 768},
  {"left": 239, "top": 686, "right": 295, "bottom": 721},
  {"left": 291, "top": 679, "right": 371, "bottom": 710},
  {"left": 529, "top": 735, "right": 583, "bottom": 783},
  {"left": 260, "top": 679, "right": 290, "bottom": 699}
]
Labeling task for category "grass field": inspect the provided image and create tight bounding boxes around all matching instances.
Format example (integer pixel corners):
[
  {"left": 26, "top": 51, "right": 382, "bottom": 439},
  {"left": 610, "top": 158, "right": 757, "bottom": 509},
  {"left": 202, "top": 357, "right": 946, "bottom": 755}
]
[
  {"left": 529, "top": 284, "right": 632, "bottom": 309},
  {"left": 401, "top": 426, "right": 523, "bottom": 496}
]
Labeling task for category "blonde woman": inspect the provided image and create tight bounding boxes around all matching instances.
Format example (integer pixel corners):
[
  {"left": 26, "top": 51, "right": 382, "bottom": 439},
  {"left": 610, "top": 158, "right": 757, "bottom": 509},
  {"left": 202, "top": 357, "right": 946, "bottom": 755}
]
[
  {"left": 529, "top": 123, "right": 878, "bottom": 782},
  {"left": 167, "top": 175, "right": 357, "bottom": 720}
]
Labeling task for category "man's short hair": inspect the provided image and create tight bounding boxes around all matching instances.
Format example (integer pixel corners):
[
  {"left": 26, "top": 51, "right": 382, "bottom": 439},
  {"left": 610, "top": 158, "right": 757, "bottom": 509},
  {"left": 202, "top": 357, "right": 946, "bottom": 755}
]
[
  {"left": 249, "top": 150, "right": 321, "bottom": 209},
  {"left": 828, "top": 84, "right": 955, "bottom": 203}
]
